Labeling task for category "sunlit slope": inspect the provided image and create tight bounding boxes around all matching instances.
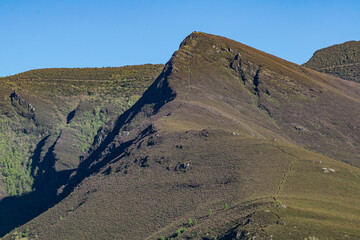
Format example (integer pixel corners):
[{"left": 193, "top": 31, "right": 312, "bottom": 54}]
[
  {"left": 16, "top": 133, "right": 360, "bottom": 239},
  {"left": 6, "top": 32, "right": 360, "bottom": 240}
]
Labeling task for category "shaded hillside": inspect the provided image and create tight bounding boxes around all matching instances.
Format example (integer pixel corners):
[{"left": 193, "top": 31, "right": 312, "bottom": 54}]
[
  {"left": 304, "top": 40, "right": 360, "bottom": 82},
  {"left": 0, "top": 64, "right": 163, "bottom": 197},
  {"left": 6, "top": 32, "right": 360, "bottom": 240}
]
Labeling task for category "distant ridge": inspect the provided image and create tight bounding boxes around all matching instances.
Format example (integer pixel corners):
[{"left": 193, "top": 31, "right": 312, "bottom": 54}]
[
  {"left": 1, "top": 64, "right": 162, "bottom": 80},
  {"left": 304, "top": 40, "right": 360, "bottom": 82}
]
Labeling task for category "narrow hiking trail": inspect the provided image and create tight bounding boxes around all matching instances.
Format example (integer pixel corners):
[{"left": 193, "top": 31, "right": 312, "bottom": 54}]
[{"left": 273, "top": 145, "right": 298, "bottom": 206}]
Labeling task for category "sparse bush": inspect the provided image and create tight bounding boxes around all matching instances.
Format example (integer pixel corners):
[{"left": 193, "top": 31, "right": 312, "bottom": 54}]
[
  {"left": 209, "top": 208, "right": 213, "bottom": 216},
  {"left": 170, "top": 227, "right": 186, "bottom": 238},
  {"left": 224, "top": 203, "right": 228, "bottom": 209},
  {"left": 23, "top": 226, "right": 29, "bottom": 237},
  {"left": 188, "top": 218, "right": 193, "bottom": 225}
]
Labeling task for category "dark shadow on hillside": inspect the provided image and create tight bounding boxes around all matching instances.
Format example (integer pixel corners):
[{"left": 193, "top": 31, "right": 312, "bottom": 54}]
[
  {"left": 0, "top": 133, "right": 74, "bottom": 237},
  {"left": 0, "top": 62, "right": 175, "bottom": 237},
  {"left": 30, "top": 134, "right": 50, "bottom": 174},
  {"left": 33, "top": 133, "right": 61, "bottom": 191},
  {"left": 0, "top": 170, "right": 74, "bottom": 237},
  {"left": 59, "top": 61, "right": 176, "bottom": 200},
  {"left": 66, "top": 109, "right": 76, "bottom": 124}
]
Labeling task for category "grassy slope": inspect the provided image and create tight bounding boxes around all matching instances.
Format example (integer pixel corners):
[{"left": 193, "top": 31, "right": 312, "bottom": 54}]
[
  {"left": 0, "top": 64, "right": 163, "bottom": 197},
  {"left": 4, "top": 33, "right": 360, "bottom": 240},
  {"left": 303, "top": 40, "right": 360, "bottom": 82}
]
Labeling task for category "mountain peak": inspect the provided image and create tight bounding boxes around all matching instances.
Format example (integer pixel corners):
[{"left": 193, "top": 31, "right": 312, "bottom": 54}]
[{"left": 3, "top": 33, "right": 360, "bottom": 240}]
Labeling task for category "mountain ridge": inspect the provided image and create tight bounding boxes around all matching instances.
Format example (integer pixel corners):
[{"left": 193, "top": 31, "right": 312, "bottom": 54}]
[
  {"left": 304, "top": 40, "right": 360, "bottom": 82},
  {"left": 2, "top": 32, "right": 360, "bottom": 239}
]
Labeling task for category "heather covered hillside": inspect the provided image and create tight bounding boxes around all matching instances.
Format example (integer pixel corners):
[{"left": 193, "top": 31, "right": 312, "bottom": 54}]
[
  {"left": 3, "top": 33, "right": 360, "bottom": 240},
  {"left": 0, "top": 64, "right": 163, "bottom": 235}
]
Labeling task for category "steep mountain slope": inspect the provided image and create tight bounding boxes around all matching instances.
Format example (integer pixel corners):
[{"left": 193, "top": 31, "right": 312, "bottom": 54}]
[
  {"left": 0, "top": 65, "right": 163, "bottom": 236},
  {"left": 0, "top": 65, "right": 163, "bottom": 197},
  {"left": 304, "top": 40, "right": 360, "bottom": 82},
  {"left": 4, "top": 33, "right": 360, "bottom": 240}
]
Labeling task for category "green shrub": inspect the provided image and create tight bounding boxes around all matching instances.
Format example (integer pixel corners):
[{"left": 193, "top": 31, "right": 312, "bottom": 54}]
[
  {"left": 170, "top": 227, "right": 186, "bottom": 238},
  {"left": 23, "top": 226, "right": 29, "bottom": 237},
  {"left": 171, "top": 231, "right": 179, "bottom": 238},
  {"left": 209, "top": 209, "right": 213, "bottom": 216},
  {"left": 0, "top": 117, "right": 34, "bottom": 196}
]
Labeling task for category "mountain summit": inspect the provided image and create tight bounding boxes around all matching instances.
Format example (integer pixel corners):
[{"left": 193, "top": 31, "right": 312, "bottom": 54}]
[{"left": 3, "top": 32, "right": 360, "bottom": 240}]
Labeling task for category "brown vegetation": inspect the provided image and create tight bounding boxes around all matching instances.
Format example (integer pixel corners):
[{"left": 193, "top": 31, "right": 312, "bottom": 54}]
[{"left": 2, "top": 33, "right": 360, "bottom": 240}]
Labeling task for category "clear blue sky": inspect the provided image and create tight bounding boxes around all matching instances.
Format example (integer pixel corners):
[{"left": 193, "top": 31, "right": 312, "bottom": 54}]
[{"left": 1, "top": 0, "right": 359, "bottom": 76}]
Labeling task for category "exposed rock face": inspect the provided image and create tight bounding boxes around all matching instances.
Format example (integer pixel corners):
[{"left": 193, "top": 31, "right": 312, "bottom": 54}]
[
  {"left": 10, "top": 91, "right": 36, "bottom": 112},
  {"left": 304, "top": 40, "right": 360, "bottom": 82}
]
